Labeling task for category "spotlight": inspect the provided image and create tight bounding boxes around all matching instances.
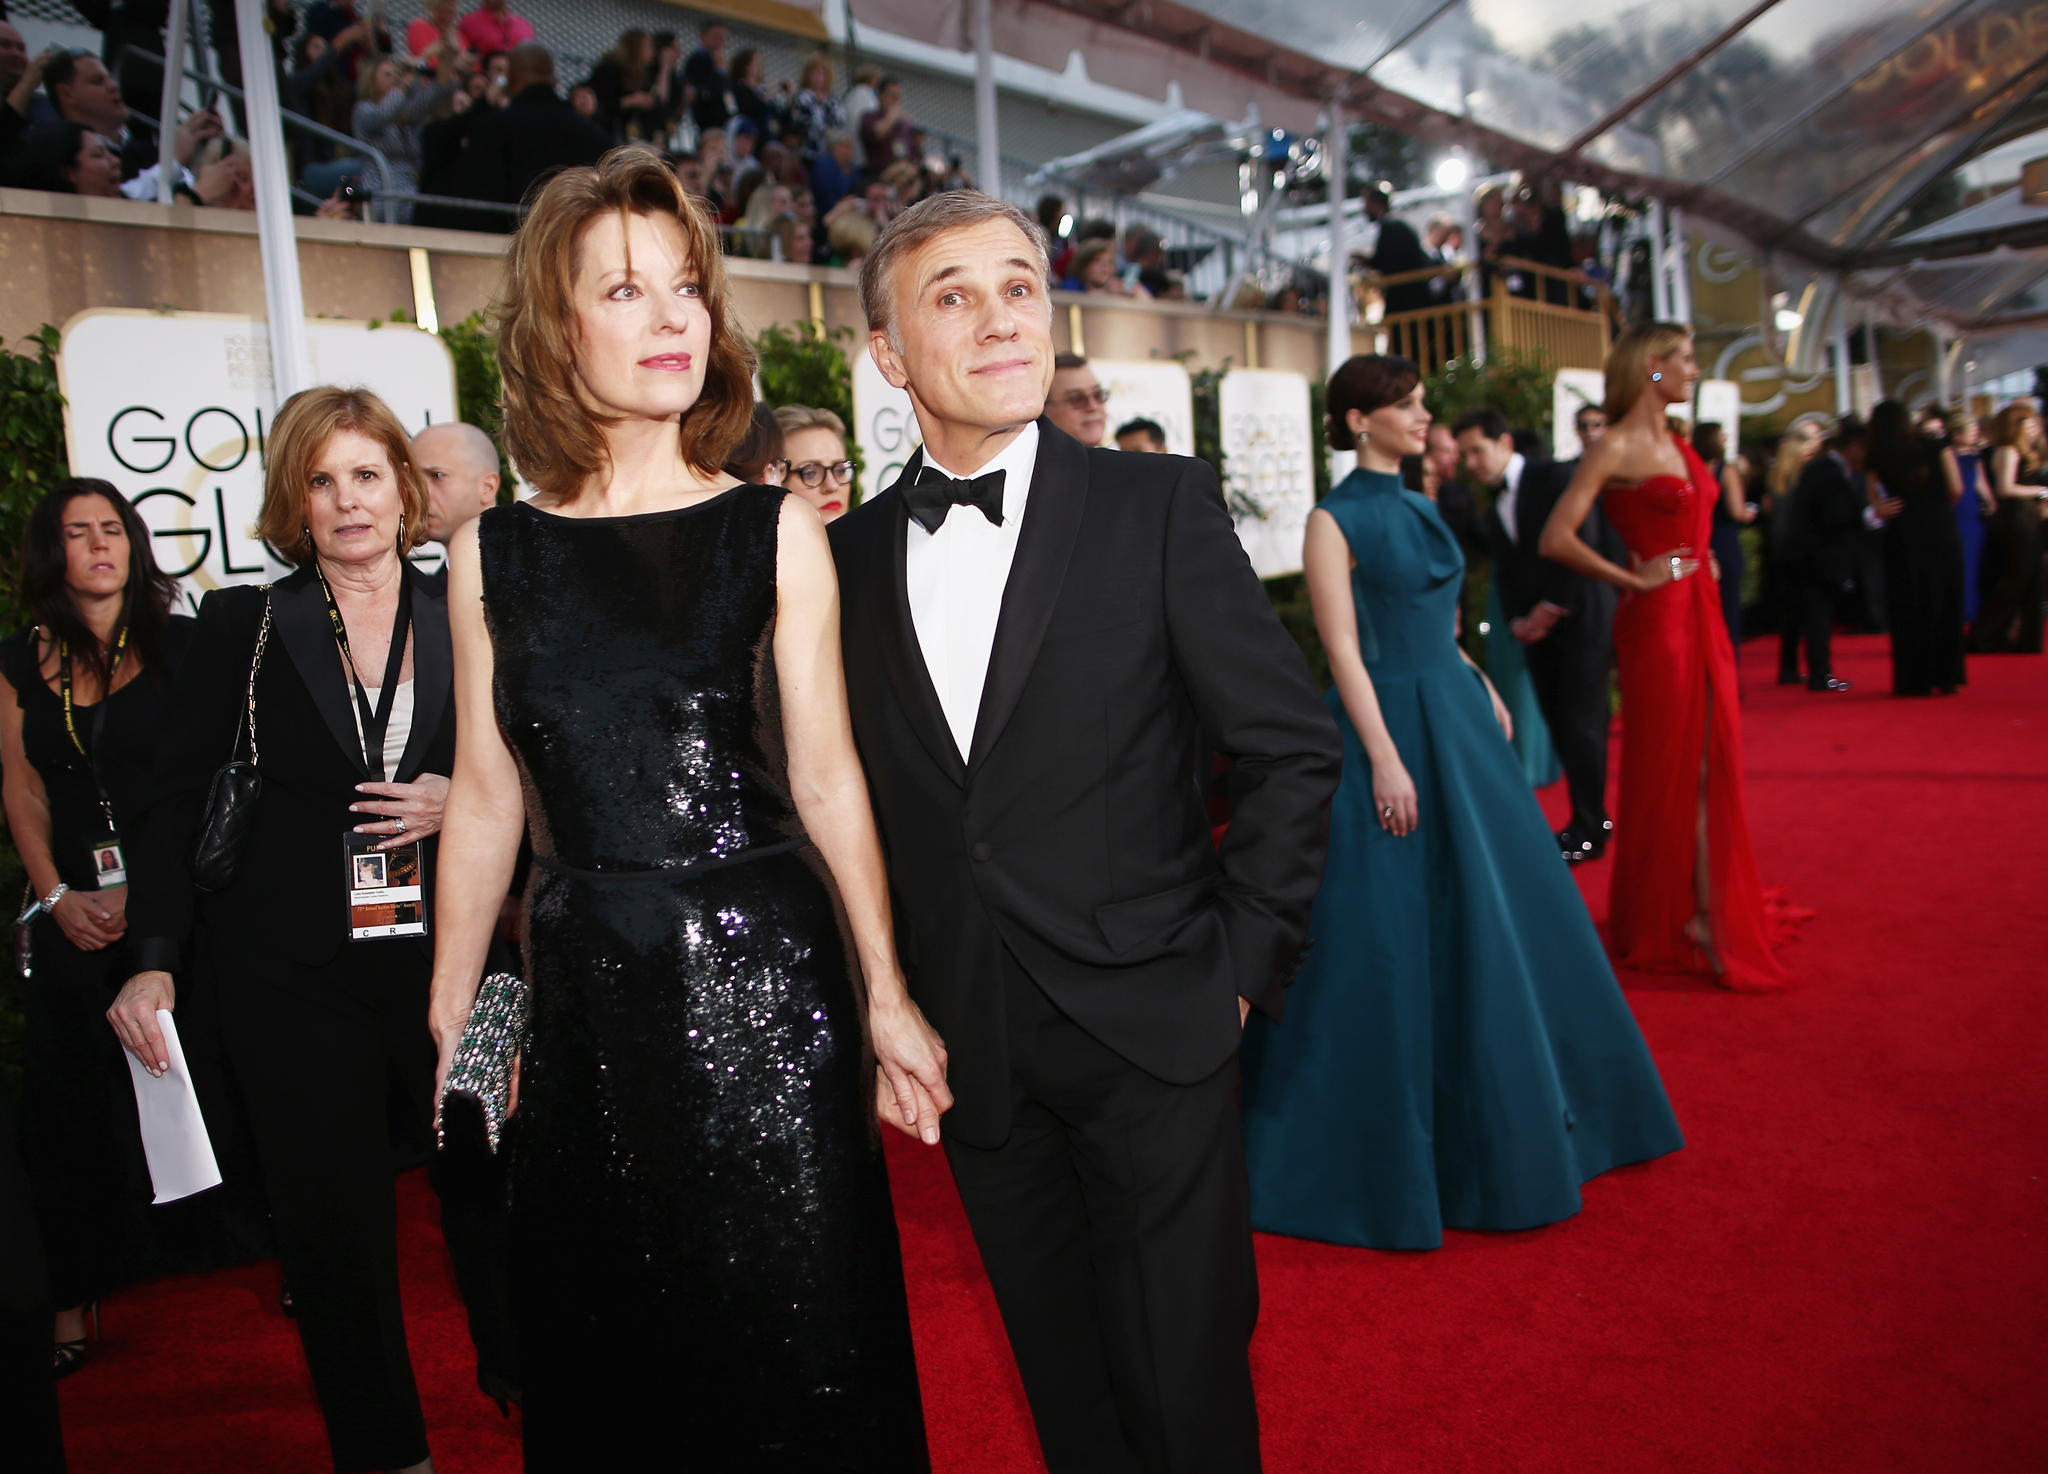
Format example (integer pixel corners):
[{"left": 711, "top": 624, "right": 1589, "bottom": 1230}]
[
  {"left": 1775, "top": 309, "right": 1803, "bottom": 332},
  {"left": 1434, "top": 155, "right": 1469, "bottom": 191}
]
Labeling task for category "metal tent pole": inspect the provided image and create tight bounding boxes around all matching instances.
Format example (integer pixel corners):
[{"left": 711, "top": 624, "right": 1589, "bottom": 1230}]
[
  {"left": 1324, "top": 105, "right": 1349, "bottom": 378},
  {"left": 1325, "top": 104, "right": 1354, "bottom": 481},
  {"left": 1668, "top": 206, "right": 1693, "bottom": 324},
  {"left": 235, "top": 0, "right": 311, "bottom": 398},
  {"left": 1647, "top": 199, "right": 1671, "bottom": 322},
  {"left": 156, "top": 0, "right": 190, "bottom": 204},
  {"left": 1831, "top": 289, "right": 1852, "bottom": 417},
  {"left": 972, "top": 0, "right": 1000, "bottom": 200}
]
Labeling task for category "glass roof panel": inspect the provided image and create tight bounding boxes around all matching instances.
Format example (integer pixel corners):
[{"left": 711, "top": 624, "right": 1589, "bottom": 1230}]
[
  {"left": 1178, "top": 0, "right": 1460, "bottom": 75},
  {"left": 1586, "top": 0, "right": 1976, "bottom": 187},
  {"left": 1722, "top": 41, "right": 2048, "bottom": 248}
]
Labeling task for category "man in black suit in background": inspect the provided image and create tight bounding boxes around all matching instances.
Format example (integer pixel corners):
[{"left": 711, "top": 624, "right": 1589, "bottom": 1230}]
[
  {"left": 1776, "top": 421, "right": 1867, "bottom": 692},
  {"left": 427, "top": 42, "right": 607, "bottom": 231},
  {"left": 1458, "top": 404, "right": 1623, "bottom": 862},
  {"left": 830, "top": 191, "right": 1341, "bottom": 1472}
]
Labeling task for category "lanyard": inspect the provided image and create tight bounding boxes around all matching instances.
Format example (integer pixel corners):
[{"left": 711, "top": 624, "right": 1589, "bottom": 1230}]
[
  {"left": 313, "top": 562, "right": 412, "bottom": 782},
  {"left": 58, "top": 625, "right": 128, "bottom": 833}
]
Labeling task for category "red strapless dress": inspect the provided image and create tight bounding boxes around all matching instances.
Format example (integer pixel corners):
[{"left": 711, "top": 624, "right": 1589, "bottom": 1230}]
[{"left": 1602, "top": 436, "right": 1797, "bottom": 992}]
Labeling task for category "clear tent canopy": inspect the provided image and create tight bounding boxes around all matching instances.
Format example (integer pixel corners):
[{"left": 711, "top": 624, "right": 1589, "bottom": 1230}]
[{"left": 1036, "top": 0, "right": 2048, "bottom": 337}]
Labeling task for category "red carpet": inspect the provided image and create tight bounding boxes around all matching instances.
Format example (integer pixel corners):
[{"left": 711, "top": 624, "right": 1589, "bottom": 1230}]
[{"left": 55, "top": 634, "right": 2048, "bottom": 1471}]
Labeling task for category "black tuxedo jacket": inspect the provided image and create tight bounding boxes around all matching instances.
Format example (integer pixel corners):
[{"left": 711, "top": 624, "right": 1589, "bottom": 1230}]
[
  {"left": 828, "top": 420, "right": 1341, "bottom": 1145},
  {"left": 1516, "top": 458, "right": 1625, "bottom": 628},
  {"left": 1781, "top": 455, "right": 1866, "bottom": 585},
  {"left": 128, "top": 562, "right": 456, "bottom": 974}
]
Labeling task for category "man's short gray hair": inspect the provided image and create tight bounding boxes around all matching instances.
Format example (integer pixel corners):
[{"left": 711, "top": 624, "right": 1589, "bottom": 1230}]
[{"left": 858, "top": 189, "right": 1052, "bottom": 346}]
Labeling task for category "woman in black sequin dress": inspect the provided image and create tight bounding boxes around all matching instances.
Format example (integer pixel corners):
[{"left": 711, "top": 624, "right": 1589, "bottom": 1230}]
[{"left": 428, "top": 151, "right": 945, "bottom": 1468}]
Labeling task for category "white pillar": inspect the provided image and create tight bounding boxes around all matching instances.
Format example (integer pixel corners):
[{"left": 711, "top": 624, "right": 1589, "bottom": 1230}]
[
  {"left": 156, "top": 0, "right": 189, "bottom": 204},
  {"left": 1831, "top": 294, "right": 1853, "bottom": 418},
  {"left": 1668, "top": 206, "right": 1692, "bottom": 325},
  {"left": 236, "top": 0, "right": 311, "bottom": 399},
  {"left": 1324, "top": 105, "right": 1354, "bottom": 483},
  {"left": 1865, "top": 318, "right": 1883, "bottom": 400},
  {"left": 1931, "top": 326, "right": 1948, "bottom": 406},
  {"left": 972, "top": 0, "right": 1000, "bottom": 200},
  {"left": 1647, "top": 199, "right": 1671, "bottom": 322}
]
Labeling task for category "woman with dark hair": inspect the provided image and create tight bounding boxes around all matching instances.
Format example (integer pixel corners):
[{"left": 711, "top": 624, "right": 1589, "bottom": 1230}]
[
  {"left": 585, "top": 28, "right": 659, "bottom": 141},
  {"left": 109, "top": 387, "right": 468, "bottom": 1474},
  {"left": 721, "top": 400, "right": 788, "bottom": 486},
  {"left": 1969, "top": 401, "right": 2047, "bottom": 654},
  {"left": 1, "top": 480, "right": 218, "bottom": 1375},
  {"left": 1240, "top": 355, "right": 1681, "bottom": 1251},
  {"left": 427, "top": 149, "right": 938, "bottom": 1463},
  {"left": 1541, "top": 324, "right": 1799, "bottom": 990},
  {"left": 1866, "top": 398, "right": 1966, "bottom": 694},
  {"left": 2, "top": 122, "right": 124, "bottom": 197}
]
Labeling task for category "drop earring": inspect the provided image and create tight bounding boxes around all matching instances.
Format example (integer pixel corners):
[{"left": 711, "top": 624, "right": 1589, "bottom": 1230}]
[{"left": 397, "top": 515, "right": 406, "bottom": 549}]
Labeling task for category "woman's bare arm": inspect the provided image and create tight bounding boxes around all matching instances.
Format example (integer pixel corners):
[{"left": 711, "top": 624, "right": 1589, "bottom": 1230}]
[
  {"left": 1538, "top": 437, "right": 1641, "bottom": 589},
  {"left": 1992, "top": 445, "right": 2021, "bottom": 499},
  {"left": 1539, "top": 435, "right": 1697, "bottom": 592},
  {"left": 1304, "top": 509, "right": 1417, "bottom": 836},
  {"left": 427, "top": 518, "right": 527, "bottom": 1084},
  {"left": 1940, "top": 447, "right": 1963, "bottom": 504},
  {"left": 772, "top": 497, "right": 951, "bottom": 1143},
  {"left": 1721, "top": 461, "right": 1752, "bottom": 523},
  {"left": 1, "top": 667, "right": 61, "bottom": 900}
]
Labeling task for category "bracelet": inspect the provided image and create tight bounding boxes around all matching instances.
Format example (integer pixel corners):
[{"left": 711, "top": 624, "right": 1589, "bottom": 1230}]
[{"left": 40, "top": 882, "right": 68, "bottom": 912}]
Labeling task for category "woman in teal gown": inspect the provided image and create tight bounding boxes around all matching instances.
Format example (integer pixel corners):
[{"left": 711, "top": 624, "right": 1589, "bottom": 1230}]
[{"left": 1241, "top": 356, "right": 1683, "bottom": 1251}]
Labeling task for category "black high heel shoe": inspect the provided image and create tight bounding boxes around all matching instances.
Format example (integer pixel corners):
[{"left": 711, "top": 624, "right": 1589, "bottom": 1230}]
[
  {"left": 53, "top": 1301, "right": 99, "bottom": 1379},
  {"left": 477, "top": 1364, "right": 522, "bottom": 1418}
]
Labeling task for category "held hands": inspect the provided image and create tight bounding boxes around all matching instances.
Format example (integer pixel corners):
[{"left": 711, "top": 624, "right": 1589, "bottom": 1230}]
[
  {"left": 1873, "top": 496, "right": 1906, "bottom": 522},
  {"left": 108, "top": 970, "right": 176, "bottom": 1075},
  {"left": 53, "top": 889, "right": 124, "bottom": 951},
  {"left": 1372, "top": 752, "right": 1419, "bottom": 838},
  {"left": 1631, "top": 547, "right": 1701, "bottom": 593},
  {"left": 351, "top": 773, "right": 450, "bottom": 849},
  {"left": 869, "top": 991, "right": 952, "bottom": 1146},
  {"left": 1510, "top": 602, "right": 1567, "bottom": 645}
]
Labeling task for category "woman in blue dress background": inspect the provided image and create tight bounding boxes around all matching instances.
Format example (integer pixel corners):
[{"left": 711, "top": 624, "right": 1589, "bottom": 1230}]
[{"left": 1240, "top": 355, "right": 1684, "bottom": 1251}]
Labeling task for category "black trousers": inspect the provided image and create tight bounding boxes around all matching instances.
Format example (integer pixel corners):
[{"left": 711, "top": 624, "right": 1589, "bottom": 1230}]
[
  {"left": 0, "top": 1092, "right": 65, "bottom": 1473},
  {"left": 1777, "top": 558, "right": 1836, "bottom": 683},
  {"left": 217, "top": 941, "right": 441, "bottom": 1473},
  {"left": 944, "top": 952, "right": 1261, "bottom": 1474},
  {"left": 1522, "top": 622, "right": 1613, "bottom": 836}
]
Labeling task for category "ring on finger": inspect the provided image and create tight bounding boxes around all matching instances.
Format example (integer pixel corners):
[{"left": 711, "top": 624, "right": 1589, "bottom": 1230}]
[{"left": 395, "top": 816, "right": 406, "bottom": 834}]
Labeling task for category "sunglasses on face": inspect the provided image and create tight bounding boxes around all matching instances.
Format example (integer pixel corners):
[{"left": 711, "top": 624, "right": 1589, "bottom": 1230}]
[
  {"left": 1056, "top": 387, "right": 1110, "bottom": 411},
  {"left": 791, "top": 459, "right": 854, "bottom": 488}
]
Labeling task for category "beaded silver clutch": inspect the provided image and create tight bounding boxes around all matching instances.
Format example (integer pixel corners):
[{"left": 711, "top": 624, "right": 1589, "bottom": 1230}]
[{"left": 436, "top": 971, "right": 529, "bottom": 1153}]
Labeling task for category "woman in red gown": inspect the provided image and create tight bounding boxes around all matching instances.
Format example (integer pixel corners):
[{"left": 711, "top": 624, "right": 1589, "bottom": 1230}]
[{"left": 1540, "top": 323, "right": 1793, "bottom": 991}]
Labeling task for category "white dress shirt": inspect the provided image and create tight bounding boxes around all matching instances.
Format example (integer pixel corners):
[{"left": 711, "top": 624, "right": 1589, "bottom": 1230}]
[
  {"left": 905, "top": 422, "right": 1040, "bottom": 760},
  {"left": 1495, "top": 451, "right": 1528, "bottom": 543}
]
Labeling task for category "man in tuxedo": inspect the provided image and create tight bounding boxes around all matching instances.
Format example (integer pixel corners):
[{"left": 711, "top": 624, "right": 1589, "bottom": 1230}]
[
  {"left": 1456, "top": 405, "right": 1622, "bottom": 862},
  {"left": 830, "top": 191, "right": 1341, "bottom": 1472},
  {"left": 1776, "top": 421, "right": 1867, "bottom": 692}
]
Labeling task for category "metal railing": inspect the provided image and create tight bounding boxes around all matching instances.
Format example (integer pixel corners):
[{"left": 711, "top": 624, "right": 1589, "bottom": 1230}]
[
  {"left": 1370, "top": 256, "right": 1615, "bottom": 376},
  {"left": 119, "top": 47, "right": 519, "bottom": 226}
]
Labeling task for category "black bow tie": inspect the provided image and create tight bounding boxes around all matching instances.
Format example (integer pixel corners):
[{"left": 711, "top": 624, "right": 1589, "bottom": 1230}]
[{"left": 904, "top": 465, "right": 1005, "bottom": 535}]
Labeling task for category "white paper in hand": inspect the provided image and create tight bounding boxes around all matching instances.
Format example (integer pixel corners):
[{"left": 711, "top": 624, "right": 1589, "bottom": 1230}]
[{"left": 122, "top": 1010, "right": 223, "bottom": 1203}]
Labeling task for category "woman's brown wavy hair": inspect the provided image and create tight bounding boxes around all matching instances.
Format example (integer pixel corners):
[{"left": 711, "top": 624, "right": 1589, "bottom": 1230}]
[{"left": 494, "top": 148, "right": 756, "bottom": 498}]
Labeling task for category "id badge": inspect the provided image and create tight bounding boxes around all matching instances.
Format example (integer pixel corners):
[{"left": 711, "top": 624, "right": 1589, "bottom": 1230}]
[
  {"left": 92, "top": 835, "right": 127, "bottom": 888},
  {"left": 345, "top": 832, "right": 428, "bottom": 940}
]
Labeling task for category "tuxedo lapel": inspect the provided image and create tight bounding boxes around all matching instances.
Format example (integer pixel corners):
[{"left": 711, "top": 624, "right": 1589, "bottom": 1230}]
[
  {"left": 873, "top": 450, "right": 967, "bottom": 787},
  {"left": 396, "top": 562, "right": 450, "bottom": 782},
  {"left": 967, "top": 419, "right": 1086, "bottom": 774},
  {"left": 271, "top": 565, "right": 369, "bottom": 778}
]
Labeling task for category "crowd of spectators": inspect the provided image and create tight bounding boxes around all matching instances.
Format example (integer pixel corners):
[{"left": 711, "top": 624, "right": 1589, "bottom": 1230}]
[{"left": 0, "top": 4, "right": 986, "bottom": 255}]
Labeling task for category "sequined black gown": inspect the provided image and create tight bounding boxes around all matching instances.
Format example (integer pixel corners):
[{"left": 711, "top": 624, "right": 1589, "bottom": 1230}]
[{"left": 477, "top": 487, "right": 929, "bottom": 1470}]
